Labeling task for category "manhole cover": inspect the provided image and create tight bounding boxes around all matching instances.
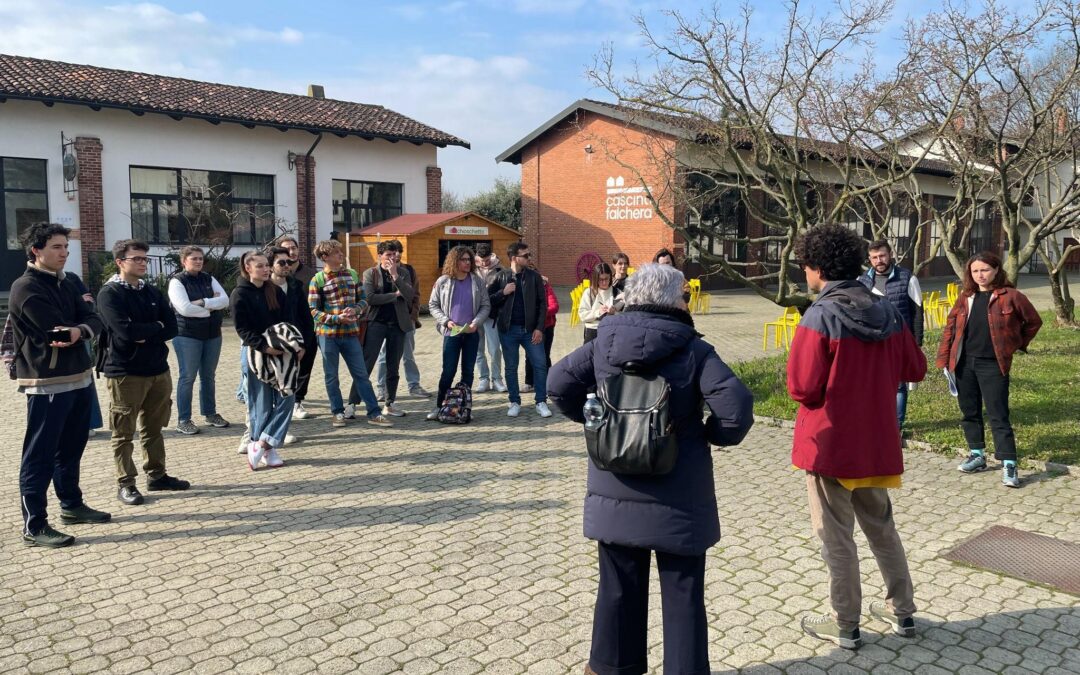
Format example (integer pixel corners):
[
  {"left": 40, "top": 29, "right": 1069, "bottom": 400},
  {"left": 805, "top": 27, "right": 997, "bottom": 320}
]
[{"left": 943, "top": 525, "right": 1080, "bottom": 595}]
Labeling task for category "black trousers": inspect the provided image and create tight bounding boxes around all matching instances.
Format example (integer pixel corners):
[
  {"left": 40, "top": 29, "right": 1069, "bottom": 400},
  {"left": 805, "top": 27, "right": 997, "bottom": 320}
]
[
  {"left": 955, "top": 354, "right": 1016, "bottom": 461},
  {"left": 524, "top": 326, "right": 555, "bottom": 386},
  {"left": 294, "top": 335, "right": 318, "bottom": 403},
  {"left": 590, "top": 542, "right": 709, "bottom": 675},
  {"left": 583, "top": 327, "right": 599, "bottom": 343},
  {"left": 354, "top": 321, "right": 404, "bottom": 404},
  {"left": 20, "top": 384, "right": 93, "bottom": 535}
]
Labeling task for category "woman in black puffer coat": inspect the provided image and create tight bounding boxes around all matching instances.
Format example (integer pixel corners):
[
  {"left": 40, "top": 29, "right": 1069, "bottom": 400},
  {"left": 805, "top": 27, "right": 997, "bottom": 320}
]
[{"left": 548, "top": 263, "right": 754, "bottom": 675}]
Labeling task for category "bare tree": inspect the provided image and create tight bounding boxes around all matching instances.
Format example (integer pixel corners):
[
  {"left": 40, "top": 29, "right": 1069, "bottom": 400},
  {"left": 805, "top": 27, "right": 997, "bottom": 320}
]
[
  {"left": 586, "top": 0, "right": 976, "bottom": 309},
  {"left": 900, "top": 0, "right": 1080, "bottom": 325}
]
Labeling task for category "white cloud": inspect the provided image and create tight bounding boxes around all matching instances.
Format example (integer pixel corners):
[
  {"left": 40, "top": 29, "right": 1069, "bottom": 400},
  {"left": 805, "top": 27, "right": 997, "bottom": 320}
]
[
  {"left": 0, "top": 0, "right": 303, "bottom": 78},
  {"left": 0, "top": 0, "right": 573, "bottom": 196},
  {"left": 315, "top": 53, "right": 572, "bottom": 196}
]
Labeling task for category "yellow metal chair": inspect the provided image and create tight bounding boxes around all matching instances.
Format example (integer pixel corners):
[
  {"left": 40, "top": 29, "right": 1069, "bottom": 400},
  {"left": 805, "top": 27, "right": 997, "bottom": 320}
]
[
  {"left": 763, "top": 307, "right": 800, "bottom": 351},
  {"left": 626, "top": 266, "right": 635, "bottom": 275},
  {"left": 946, "top": 282, "right": 959, "bottom": 308},
  {"left": 569, "top": 286, "right": 584, "bottom": 327}
]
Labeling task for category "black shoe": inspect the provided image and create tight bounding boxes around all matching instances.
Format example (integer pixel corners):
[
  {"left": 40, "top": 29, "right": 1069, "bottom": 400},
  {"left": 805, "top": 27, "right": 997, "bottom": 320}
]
[
  {"left": 147, "top": 474, "right": 190, "bottom": 491},
  {"left": 22, "top": 524, "right": 75, "bottom": 548},
  {"left": 118, "top": 485, "right": 145, "bottom": 505},
  {"left": 60, "top": 504, "right": 112, "bottom": 524}
]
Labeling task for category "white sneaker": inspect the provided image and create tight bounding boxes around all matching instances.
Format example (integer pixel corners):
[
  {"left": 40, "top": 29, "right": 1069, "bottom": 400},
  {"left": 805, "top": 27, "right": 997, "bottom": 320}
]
[
  {"left": 293, "top": 402, "right": 310, "bottom": 419},
  {"left": 283, "top": 433, "right": 297, "bottom": 445},
  {"left": 507, "top": 403, "right": 521, "bottom": 418},
  {"left": 264, "top": 447, "right": 284, "bottom": 468},
  {"left": 88, "top": 428, "right": 98, "bottom": 437},
  {"left": 237, "top": 425, "right": 252, "bottom": 454},
  {"left": 247, "top": 441, "right": 265, "bottom": 471},
  {"left": 494, "top": 379, "right": 508, "bottom": 393},
  {"left": 426, "top": 408, "right": 440, "bottom": 421},
  {"left": 475, "top": 378, "right": 490, "bottom": 393},
  {"left": 536, "top": 401, "right": 552, "bottom": 418},
  {"left": 383, "top": 402, "right": 406, "bottom": 417},
  {"left": 520, "top": 384, "right": 534, "bottom": 393},
  {"left": 343, "top": 404, "right": 356, "bottom": 419}
]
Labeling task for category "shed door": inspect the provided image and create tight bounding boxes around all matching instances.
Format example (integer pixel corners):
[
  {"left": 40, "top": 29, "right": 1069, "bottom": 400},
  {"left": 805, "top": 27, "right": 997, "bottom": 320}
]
[{"left": 438, "top": 239, "right": 492, "bottom": 269}]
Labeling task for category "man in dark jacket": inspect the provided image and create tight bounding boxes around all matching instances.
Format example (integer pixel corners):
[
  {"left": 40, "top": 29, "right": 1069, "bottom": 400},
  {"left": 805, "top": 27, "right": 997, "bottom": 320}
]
[
  {"left": 789, "top": 224, "right": 926, "bottom": 650},
  {"left": 361, "top": 241, "right": 415, "bottom": 416},
  {"left": 97, "top": 239, "right": 188, "bottom": 506},
  {"left": 487, "top": 242, "right": 550, "bottom": 418},
  {"left": 858, "top": 240, "right": 924, "bottom": 432},
  {"left": 548, "top": 263, "right": 754, "bottom": 675},
  {"left": 280, "top": 236, "right": 317, "bottom": 419},
  {"left": 10, "top": 223, "right": 111, "bottom": 547}
]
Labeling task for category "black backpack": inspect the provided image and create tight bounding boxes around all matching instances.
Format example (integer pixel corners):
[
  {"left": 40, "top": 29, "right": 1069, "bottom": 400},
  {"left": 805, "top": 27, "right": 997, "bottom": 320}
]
[
  {"left": 438, "top": 382, "right": 473, "bottom": 424},
  {"left": 585, "top": 361, "right": 679, "bottom": 475}
]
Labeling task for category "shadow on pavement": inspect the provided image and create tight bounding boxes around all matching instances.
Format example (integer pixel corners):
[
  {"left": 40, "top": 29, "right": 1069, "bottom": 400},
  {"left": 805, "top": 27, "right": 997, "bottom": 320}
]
[
  {"left": 710, "top": 606, "right": 1080, "bottom": 673},
  {"left": 81, "top": 497, "right": 567, "bottom": 542}
]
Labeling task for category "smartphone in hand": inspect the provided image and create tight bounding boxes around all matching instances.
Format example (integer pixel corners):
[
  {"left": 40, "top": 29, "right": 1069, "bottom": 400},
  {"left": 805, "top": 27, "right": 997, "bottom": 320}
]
[{"left": 46, "top": 328, "right": 72, "bottom": 343}]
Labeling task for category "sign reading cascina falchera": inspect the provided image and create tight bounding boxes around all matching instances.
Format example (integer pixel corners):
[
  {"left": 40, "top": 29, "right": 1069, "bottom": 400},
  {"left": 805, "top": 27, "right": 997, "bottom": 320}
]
[{"left": 605, "top": 176, "right": 654, "bottom": 221}]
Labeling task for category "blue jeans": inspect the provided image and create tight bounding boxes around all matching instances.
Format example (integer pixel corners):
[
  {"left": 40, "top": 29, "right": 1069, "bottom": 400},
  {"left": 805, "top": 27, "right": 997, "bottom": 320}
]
[
  {"left": 438, "top": 331, "right": 480, "bottom": 405},
  {"left": 83, "top": 342, "right": 102, "bottom": 430},
  {"left": 319, "top": 334, "right": 381, "bottom": 417},
  {"left": 499, "top": 325, "right": 548, "bottom": 404},
  {"left": 896, "top": 382, "right": 908, "bottom": 430},
  {"left": 245, "top": 370, "right": 294, "bottom": 448},
  {"left": 477, "top": 318, "right": 503, "bottom": 381},
  {"left": 173, "top": 335, "right": 222, "bottom": 422},
  {"left": 375, "top": 328, "right": 420, "bottom": 391},
  {"left": 236, "top": 347, "right": 249, "bottom": 405}
]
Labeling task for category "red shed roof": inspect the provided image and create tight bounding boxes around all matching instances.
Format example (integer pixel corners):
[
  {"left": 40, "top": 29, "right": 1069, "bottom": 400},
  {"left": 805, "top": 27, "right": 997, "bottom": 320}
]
[{"left": 353, "top": 212, "right": 516, "bottom": 236}]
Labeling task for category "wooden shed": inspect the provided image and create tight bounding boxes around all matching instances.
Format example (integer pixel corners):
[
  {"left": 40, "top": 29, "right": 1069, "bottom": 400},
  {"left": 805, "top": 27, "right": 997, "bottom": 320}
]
[{"left": 345, "top": 211, "right": 521, "bottom": 303}]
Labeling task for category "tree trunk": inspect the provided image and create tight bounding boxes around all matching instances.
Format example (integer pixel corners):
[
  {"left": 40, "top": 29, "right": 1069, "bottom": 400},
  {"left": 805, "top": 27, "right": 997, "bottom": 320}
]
[{"left": 1047, "top": 265, "right": 1077, "bottom": 326}]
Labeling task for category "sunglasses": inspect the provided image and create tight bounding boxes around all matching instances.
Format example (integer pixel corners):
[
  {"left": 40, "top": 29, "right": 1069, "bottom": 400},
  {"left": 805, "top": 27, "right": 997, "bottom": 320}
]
[{"left": 275, "top": 259, "right": 297, "bottom": 266}]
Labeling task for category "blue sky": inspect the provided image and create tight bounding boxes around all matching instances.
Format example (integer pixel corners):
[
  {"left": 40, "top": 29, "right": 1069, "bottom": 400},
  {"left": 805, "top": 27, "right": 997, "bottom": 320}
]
[{"left": 0, "top": 0, "right": 1021, "bottom": 197}]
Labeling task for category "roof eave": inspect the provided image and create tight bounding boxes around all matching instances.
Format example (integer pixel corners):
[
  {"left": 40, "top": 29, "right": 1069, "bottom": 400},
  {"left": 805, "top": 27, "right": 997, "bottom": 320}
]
[
  {"left": 1, "top": 93, "right": 471, "bottom": 149},
  {"left": 495, "top": 98, "right": 689, "bottom": 164}
]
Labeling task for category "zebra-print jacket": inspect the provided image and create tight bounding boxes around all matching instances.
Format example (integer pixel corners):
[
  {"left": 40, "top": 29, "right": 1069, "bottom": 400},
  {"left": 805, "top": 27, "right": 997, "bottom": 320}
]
[{"left": 246, "top": 322, "right": 305, "bottom": 395}]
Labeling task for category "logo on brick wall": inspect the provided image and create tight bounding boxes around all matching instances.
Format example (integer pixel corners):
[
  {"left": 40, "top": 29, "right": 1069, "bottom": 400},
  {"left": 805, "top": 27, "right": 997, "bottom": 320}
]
[{"left": 605, "top": 176, "right": 653, "bottom": 221}]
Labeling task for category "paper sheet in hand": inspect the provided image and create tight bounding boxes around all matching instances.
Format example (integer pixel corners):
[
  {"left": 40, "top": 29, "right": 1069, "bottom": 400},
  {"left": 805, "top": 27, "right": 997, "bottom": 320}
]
[{"left": 943, "top": 368, "right": 958, "bottom": 397}]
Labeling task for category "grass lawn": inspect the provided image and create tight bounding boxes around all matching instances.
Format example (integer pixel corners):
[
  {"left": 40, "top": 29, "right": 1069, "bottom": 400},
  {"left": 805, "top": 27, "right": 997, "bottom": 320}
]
[{"left": 731, "top": 312, "right": 1080, "bottom": 465}]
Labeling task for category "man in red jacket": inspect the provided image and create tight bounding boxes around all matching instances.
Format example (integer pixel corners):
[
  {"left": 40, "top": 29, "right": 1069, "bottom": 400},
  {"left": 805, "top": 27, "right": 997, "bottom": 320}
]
[{"left": 787, "top": 224, "right": 927, "bottom": 650}]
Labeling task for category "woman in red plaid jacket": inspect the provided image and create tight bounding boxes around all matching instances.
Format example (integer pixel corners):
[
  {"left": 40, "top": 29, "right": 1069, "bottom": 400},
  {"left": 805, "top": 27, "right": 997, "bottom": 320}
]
[{"left": 935, "top": 251, "right": 1042, "bottom": 488}]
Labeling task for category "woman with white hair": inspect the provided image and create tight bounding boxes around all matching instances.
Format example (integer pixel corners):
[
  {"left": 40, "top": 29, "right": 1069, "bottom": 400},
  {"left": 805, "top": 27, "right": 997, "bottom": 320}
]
[{"left": 548, "top": 263, "right": 755, "bottom": 675}]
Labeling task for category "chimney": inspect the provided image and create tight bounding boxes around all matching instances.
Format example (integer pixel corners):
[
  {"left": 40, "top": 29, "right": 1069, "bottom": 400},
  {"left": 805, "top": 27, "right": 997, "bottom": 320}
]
[{"left": 307, "top": 84, "right": 325, "bottom": 99}]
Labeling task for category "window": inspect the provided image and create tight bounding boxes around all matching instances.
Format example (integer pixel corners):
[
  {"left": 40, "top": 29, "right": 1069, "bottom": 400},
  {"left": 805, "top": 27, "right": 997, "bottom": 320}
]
[
  {"left": 685, "top": 174, "right": 746, "bottom": 262},
  {"left": 839, "top": 199, "right": 868, "bottom": 237},
  {"left": 970, "top": 203, "right": 993, "bottom": 254},
  {"left": 930, "top": 196, "right": 953, "bottom": 257},
  {"left": 888, "top": 195, "right": 917, "bottom": 255},
  {"left": 129, "top": 167, "right": 275, "bottom": 244},
  {"left": 332, "top": 180, "right": 403, "bottom": 233},
  {"left": 2, "top": 157, "right": 49, "bottom": 251}
]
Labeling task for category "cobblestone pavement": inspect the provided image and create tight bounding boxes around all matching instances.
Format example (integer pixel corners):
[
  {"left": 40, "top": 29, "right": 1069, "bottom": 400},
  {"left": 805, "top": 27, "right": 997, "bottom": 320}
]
[{"left": 1, "top": 278, "right": 1077, "bottom": 674}]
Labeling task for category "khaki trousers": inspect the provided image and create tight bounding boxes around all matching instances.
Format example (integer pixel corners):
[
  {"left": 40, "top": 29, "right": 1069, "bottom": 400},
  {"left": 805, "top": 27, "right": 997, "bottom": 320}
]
[
  {"left": 107, "top": 372, "right": 172, "bottom": 487},
  {"left": 805, "top": 472, "right": 916, "bottom": 630}
]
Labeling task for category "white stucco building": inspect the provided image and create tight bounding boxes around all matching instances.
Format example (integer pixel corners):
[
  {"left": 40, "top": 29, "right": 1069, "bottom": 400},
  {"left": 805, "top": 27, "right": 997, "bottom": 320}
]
[{"left": 0, "top": 54, "right": 469, "bottom": 293}]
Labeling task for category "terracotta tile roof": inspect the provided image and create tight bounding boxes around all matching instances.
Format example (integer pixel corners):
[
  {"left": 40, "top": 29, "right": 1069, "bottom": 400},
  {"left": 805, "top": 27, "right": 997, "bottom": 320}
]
[
  {"left": 0, "top": 54, "right": 469, "bottom": 148},
  {"left": 352, "top": 211, "right": 515, "bottom": 236}
]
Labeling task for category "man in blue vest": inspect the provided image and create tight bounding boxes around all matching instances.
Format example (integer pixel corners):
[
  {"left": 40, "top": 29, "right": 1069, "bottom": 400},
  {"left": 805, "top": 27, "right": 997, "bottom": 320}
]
[{"left": 858, "top": 240, "right": 924, "bottom": 432}]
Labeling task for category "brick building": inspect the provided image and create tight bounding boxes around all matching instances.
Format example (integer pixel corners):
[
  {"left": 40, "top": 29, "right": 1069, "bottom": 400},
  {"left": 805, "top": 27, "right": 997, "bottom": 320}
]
[
  {"left": 497, "top": 99, "right": 1011, "bottom": 288},
  {"left": 0, "top": 54, "right": 469, "bottom": 294}
]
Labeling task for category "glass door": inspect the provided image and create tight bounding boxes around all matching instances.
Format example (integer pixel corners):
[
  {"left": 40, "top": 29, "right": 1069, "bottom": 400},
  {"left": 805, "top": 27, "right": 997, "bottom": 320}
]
[{"left": 2, "top": 158, "right": 49, "bottom": 292}]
